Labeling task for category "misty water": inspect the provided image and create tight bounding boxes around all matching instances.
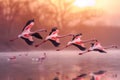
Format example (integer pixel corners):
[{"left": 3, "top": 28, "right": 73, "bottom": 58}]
[{"left": 0, "top": 50, "right": 120, "bottom": 80}]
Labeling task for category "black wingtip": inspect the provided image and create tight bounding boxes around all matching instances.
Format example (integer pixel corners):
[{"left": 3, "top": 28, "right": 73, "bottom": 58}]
[
  {"left": 93, "top": 70, "right": 106, "bottom": 75},
  {"left": 93, "top": 49, "right": 107, "bottom": 53},
  {"left": 48, "top": 39, "right": 60, "bottom": 47},
  {"left": 22, "top": 19, "right": 35, "bottom": 31},
  {"left": 32, "top": 33, "right": 43, "bottom": 39},
  {"left": 72, "top": 44, "right": 86, "bottom": 51},
  {"left": 21, "top": 37, "right": 34, "bottom": 45},
  {"left": 77, "top": 74, "right": 87, "bottom": 78}
]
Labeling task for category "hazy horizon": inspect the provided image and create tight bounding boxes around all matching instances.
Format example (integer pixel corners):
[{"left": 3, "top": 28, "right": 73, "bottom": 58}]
[{"left": 0, "top": 0, "right": 120, "bottom": 51}]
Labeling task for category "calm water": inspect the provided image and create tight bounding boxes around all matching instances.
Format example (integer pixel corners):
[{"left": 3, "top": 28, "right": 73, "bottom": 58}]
[{"left": 0, "top": 50, "right": 120, "bottom": 80}]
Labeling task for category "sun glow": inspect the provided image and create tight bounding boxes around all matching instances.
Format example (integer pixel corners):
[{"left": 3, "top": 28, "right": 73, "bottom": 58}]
[{"left": 73, "top": 0, "right": 96, "bottom": 8}]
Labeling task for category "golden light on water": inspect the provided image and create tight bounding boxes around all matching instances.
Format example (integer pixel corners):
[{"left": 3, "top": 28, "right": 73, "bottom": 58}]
[{"left": 73, "top": 0, "right": 96, "bottom": 8}]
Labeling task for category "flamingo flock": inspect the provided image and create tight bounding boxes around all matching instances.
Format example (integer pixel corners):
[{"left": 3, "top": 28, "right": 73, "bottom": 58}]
[
  {"left": 8, "top": 19, "right": 118, "bottom": 80},
  {"left": 7, "top": 52, "right": 47, "bottom": 63},
  {"left": 10, "top": 19, "right": 118, "bottom": 54}
]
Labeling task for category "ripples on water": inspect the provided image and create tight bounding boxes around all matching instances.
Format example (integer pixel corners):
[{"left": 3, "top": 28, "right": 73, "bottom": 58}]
[{"left": 0, "top": 50, "right": 119, "bottom": 80}]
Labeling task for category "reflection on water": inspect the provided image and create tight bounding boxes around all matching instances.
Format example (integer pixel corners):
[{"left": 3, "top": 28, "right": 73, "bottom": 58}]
[{"left": 0, "top": 50, "right": 120, "bottom": 80}]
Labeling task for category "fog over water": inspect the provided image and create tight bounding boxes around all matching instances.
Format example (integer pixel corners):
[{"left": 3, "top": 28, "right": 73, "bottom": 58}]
[{"left": 0, "top": 50, "right": 119, "bottom": 80}]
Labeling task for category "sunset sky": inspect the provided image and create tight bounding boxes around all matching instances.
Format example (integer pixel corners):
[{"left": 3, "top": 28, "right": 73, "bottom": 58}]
[
  {"left": 88, "top": 0, "right": 120, "bottom": 26},
  {"left": 59, "top": 0, "right": 120, "bottom": 27},
  {"left": 0, "top": 0, "right": 120, "bottom": 51}
]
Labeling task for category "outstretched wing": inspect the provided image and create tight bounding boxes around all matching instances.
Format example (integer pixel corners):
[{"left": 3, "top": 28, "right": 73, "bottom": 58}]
[
  {"left": 77, "top": 74, "right": 87, "bottom": 78},
  {"left": 94, "top": 70, "right": 106, "bottom": 75},
  {"left": 21, "top": 37, "right": 34, "bottom": 45},
  {"left": 93, "top": 49, "right": 107, "bottom": 53},
  {"left": 31, "top": 33, "right": 43, "bottom": 39},
  {"left": 22, "top": 19, "right": 34, "bottom": 32},
  {"left": 72, "top": 43, "right": 86, "bottom": 51},
  {"left": 48, "top": 39, "right": 60, "bottom": 47}
]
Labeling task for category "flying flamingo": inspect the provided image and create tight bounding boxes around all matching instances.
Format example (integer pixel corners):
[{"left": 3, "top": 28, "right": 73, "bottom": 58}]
[
  {"left": 35, "top": 27, "right": 73, "bottom": 47},
  {"left": 10, "top": 19, "right": 47, "bottom": 45},
  {"left": 79, "top": 40, "right": 118, "bottom": 55},
  {"left": 56, "top": 33, "right": 95, "bottom": 51},
  {"left": 90, "top": 70, "right": 106, "bottom": 80}
]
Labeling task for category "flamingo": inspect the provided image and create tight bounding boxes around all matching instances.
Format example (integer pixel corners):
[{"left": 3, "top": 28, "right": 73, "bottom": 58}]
[
  {"left": 90, "top": 70, "right": 106, "bottom": 80},
  {"left": 7, "top": 56, "right": 16, "bottom": 61},
  {"left": 32, "top": 53, "right": 46, "bottom": 63},
  {"left": 56, "top": 33, "right": 95, "bottom": 51},
  {"left": 35, "top": 27, "right": 73, "bottom": 47},
  {"left": 10, "top": 19, "right": 47, "bottom": 45},
  {"left": 41, "top": 52, "right": 47, "bottom": 60},
  {"left": 79, "top": 40, "right": 118, "bottom": 55}
]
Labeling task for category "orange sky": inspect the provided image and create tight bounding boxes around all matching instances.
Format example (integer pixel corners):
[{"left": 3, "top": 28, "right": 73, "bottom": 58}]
[
  {"left": 63, "top": 0, "right": 120, "bottom": 27},
  {"left": 91, "top": 0, "right": 120, "bottom": 26}
]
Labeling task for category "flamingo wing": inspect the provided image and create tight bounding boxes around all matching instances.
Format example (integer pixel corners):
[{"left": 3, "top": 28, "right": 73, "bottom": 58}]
[
  {"left": 93, "top": 49, "right": 107, "bottom": 53},
  {"left": 31, "top": 33, "right": 43, "bottom": 39},
  {"left": 22, "top": 19, "right": 34, "bottom": 32},
  {"left": 21, "top": 37, "right": 33, "bottom": 45},
  {"left": 94, "top": 70, "right": 106, "bottom": 75},
  {"left": 77, "top": 74, "right": 87, "bottom": 78},
  {"left": 48, "top": 39, "right": 60, "bottom": 47},
  {"left": 72, "top": 43, "right": 86, "bottom": 51}
]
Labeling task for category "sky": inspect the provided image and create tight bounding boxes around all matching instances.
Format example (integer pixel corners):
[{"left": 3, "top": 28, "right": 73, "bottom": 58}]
[
  {"left": 66, "top": 0, "right": 120, "bottom": 27},
  {"left": 0, "top": 0, "right": 120, "bottom": 51},
  {"left": 91, "top": 0, "right": 120, "bottom": 26}
]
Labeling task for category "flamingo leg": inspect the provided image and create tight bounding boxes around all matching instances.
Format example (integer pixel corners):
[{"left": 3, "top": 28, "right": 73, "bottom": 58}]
[
  {"left": 58, "top": 33, "right": 74, "bottom": 38},
  {"left": 56, "top": 44, "right": 72, "bottom": 51},
  {"left": 9, "top": 37, "right": 18, "bottom": 42},
  {"left": 35, "top": 40, "right": 47, "bottom": 47},
  {"left": 79, "top": 50, "right": 91, "bottom": 55}
]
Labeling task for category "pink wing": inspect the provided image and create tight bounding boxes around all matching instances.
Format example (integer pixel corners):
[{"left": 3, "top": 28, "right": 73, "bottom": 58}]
[{"left": 22, "top": 19, "right": 34, "bottom": 32}]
